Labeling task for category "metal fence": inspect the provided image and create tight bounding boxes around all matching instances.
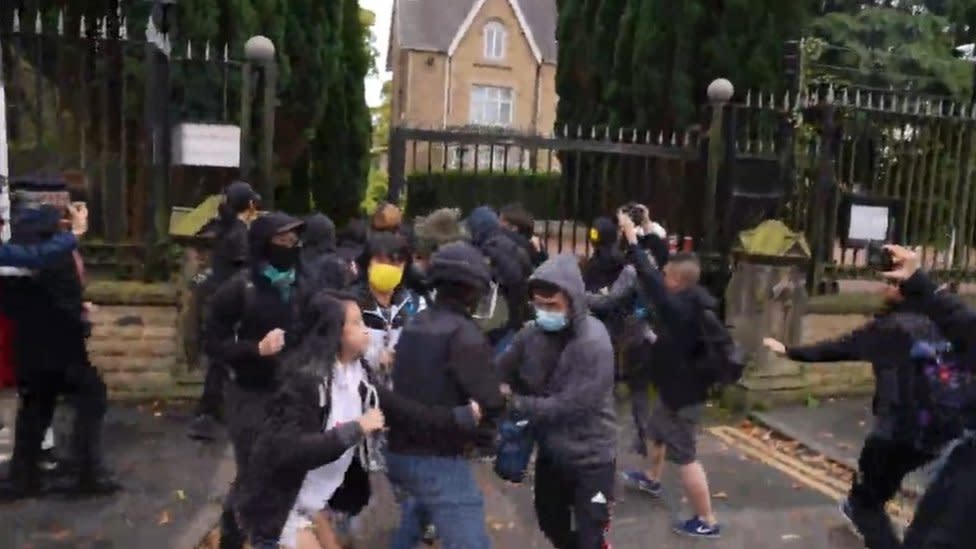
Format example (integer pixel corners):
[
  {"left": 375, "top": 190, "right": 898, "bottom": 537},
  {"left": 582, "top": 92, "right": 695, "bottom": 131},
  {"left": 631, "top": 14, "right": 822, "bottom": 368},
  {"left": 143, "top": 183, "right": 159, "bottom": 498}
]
[
  {"left": 388, "top": 125, "right": 708, "bottom": 258},
  {"left": 741, "top": 84, "right": 976, "bottom": 290},
  {"left": 0, "top": 6, "right": 242, "bottom": 277}
]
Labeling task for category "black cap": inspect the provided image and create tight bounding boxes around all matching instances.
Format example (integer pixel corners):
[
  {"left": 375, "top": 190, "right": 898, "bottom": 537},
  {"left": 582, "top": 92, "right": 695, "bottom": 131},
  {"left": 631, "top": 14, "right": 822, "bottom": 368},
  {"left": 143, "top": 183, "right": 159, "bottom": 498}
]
[
  {"left": 428, "top": 241, "right": 492, "bottom": 291},
  {"left": 225, "top": 181, "right": 261, "bottom": 212}
]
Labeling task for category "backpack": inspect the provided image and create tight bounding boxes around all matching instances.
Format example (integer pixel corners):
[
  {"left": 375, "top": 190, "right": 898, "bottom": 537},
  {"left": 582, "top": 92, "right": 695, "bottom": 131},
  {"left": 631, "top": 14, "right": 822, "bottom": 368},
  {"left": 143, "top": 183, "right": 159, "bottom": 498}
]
[
  {"left": 695, "top": 308, "right": 746, "bottom": 387},
  {"left": 909, "top": 339, "right": 974, "bottom": 449}
]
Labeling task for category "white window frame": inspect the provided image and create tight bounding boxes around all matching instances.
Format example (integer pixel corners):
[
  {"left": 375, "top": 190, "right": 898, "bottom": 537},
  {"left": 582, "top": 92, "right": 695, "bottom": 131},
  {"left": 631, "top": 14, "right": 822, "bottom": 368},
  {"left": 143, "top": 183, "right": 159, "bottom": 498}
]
[
  {"left": 483, "top": 21, "right": 507, "bottom": 61},
  {"left": 470, "top": 85, "right": 514, "bottom": 128}
]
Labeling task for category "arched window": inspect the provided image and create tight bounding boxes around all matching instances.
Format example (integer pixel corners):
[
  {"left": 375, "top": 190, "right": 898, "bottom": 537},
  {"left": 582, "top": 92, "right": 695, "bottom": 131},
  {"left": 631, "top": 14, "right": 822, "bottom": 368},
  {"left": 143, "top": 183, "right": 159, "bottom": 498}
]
[{"left": 483, "top": 21, "right": 506, "bottom": 61}]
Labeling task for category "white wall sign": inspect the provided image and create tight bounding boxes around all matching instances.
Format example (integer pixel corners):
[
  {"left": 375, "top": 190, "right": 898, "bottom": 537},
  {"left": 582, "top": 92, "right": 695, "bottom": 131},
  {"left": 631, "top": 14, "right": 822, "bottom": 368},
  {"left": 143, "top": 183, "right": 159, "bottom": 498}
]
[
  {"left": 172, "top": 123, "right": 241, "bottom": 168},
  {"left": 848, "top": 204, "right": 890, "bottom": 242}
]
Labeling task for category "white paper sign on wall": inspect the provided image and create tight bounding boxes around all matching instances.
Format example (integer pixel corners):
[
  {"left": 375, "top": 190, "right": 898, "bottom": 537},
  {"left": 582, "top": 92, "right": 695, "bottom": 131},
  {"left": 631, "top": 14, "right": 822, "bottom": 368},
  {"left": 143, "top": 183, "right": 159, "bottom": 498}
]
[{"left": 172, "top": 123, "right": 241, "bottom": 168}]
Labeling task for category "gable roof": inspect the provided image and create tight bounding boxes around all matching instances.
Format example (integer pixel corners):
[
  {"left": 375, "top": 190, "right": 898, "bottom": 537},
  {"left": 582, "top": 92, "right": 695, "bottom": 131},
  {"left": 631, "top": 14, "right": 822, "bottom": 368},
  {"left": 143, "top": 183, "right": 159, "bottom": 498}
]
[{"left": 390, "top": 0, "right": 557, "bottom": 66}]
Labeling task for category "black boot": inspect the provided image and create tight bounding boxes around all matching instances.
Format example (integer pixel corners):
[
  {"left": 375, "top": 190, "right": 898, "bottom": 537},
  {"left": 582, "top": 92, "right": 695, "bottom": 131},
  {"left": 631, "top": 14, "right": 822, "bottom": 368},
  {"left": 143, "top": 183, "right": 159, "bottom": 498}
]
[{"left": 0, "top": 451, "right": 42, "bottom": 501}]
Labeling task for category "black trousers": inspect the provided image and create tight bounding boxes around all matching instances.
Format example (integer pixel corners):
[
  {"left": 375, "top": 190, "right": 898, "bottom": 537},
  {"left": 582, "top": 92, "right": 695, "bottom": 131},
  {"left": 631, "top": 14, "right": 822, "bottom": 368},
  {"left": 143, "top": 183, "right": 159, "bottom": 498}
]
[
  {"left": 534, "top": 452, "right": 614, "bottom": 549},
  {"left": 901, "top": 435, "right": 976, "bottom": 549},
  {"left": 220, "top": 382, "right": 274, "bottom": 549},
  {"left": 10, "top": 365, "right": 108, "bottom": 481},
  {"left": 848, "top": 436, "right": 935, "bottom": 549},
  {"left": 194, "top": 359, "right": 225, "bottom": 419}
]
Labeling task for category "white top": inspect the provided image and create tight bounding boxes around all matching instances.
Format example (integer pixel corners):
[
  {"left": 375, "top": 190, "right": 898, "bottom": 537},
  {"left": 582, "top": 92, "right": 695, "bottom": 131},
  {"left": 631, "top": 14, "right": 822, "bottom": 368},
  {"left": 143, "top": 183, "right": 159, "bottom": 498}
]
[{"left": 292, "top": 360, "right": 365, "bottom": 513}]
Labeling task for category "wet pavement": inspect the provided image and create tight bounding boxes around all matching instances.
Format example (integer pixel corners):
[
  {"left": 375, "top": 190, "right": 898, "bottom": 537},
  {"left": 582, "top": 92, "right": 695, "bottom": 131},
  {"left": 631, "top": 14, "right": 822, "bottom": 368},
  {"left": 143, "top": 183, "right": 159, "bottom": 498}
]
[
  {"left": 752, "top": 397, "right": 935, "bottom": 496},
  {"left": 0, "top": 401, "right": 868, "bottom": 549}
]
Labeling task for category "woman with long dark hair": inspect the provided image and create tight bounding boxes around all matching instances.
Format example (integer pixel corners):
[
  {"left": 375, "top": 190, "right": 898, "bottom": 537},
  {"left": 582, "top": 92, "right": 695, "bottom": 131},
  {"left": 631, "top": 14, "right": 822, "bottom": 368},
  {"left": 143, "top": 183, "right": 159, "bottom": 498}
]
[{"left": 235, "top": 291, "right": 480, "bottom": 549}]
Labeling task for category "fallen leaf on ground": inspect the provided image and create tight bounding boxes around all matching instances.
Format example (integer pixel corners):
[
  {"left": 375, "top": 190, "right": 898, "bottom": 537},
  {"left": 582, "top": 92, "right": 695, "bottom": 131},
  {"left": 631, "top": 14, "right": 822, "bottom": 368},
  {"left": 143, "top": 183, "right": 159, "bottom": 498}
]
[
  {"left": 158, "top": 511, "right": 171, "bottom": 525},
  {"left": 51, "top": 529, "right": 72, "bottom": 540},
  {"left": 712, "top": 492, "right": 728, "bottom": 499},
  {"left": 153, "top": 411, "right": 163, "bottom": 418},
  {"left": 782, "top": 533, "right": 801, "bottom": 541},
  {"left": 819, "top": 432, "right": 835, "bottom": 439},
  {"left": 791, "top": 483, "right": 803, "bottom": 490},
  {"left": 175, "top": 489, "right": 186, "bottom": 500}
]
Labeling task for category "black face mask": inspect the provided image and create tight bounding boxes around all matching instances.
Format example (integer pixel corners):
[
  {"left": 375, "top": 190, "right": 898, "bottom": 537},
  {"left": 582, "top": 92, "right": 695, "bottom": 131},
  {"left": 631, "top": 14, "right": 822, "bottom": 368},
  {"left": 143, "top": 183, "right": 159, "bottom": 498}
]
[{"left": 267, "top": 243, "right": 299, "bottom": 271}]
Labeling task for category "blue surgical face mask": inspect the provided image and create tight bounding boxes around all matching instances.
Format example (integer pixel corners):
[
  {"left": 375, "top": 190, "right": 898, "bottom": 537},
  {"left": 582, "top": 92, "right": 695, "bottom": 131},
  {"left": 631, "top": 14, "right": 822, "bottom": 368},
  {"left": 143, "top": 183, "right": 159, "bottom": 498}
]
[{"left": 535, "top": 307, "right": 569, "bottom": 332}]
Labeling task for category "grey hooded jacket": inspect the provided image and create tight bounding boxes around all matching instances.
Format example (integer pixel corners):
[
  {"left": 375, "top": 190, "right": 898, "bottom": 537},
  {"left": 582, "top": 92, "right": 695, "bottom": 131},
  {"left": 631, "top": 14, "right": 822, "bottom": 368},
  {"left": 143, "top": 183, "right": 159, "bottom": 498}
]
[{"left": 495, "top": 253, "right": 618, "bottom": 468}]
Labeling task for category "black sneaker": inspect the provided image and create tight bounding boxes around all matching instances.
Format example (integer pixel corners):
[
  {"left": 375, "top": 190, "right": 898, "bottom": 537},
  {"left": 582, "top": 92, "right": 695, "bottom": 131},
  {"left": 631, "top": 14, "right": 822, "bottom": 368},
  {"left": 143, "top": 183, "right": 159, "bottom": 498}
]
[
  {"left": 187, "top": 414, "right": 221, "bottom": 442},
  {"left": 0, "top": 474, "right": 42, "bottom": 502},
  {"left": 422, "top": 524, "right": 437, "bottom": 545},
  {"left": 839, "top": 498, "right": 864, "bottom": 540}
]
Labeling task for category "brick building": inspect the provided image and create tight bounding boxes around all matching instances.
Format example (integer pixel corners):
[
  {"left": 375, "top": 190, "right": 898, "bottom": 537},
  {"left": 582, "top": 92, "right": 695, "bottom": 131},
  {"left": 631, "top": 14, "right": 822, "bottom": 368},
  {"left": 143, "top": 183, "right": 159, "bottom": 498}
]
[{"left": 388, "top": 0, "right": 557, "bottom": 171}]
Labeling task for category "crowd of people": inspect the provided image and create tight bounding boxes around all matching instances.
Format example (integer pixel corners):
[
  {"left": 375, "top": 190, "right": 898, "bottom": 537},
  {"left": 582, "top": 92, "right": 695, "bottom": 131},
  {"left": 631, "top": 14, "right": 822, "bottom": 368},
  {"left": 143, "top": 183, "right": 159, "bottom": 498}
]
[
  {"left": 0, "top": 179, "right": 973, "bottom": 549},
  {"left": 185, "top": 184, "right": 729, "bottom": 549}
]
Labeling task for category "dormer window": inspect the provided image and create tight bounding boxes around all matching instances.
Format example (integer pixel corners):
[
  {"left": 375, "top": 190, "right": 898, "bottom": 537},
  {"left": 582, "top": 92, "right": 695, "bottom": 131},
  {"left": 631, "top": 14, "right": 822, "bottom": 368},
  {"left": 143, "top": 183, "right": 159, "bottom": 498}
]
[{"left": 483, "top": 21, "right": 507, "bottom": 61}]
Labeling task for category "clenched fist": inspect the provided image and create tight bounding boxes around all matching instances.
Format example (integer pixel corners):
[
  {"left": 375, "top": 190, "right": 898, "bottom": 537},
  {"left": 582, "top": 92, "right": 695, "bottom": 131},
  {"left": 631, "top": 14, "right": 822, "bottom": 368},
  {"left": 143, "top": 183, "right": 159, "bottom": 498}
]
[
  {"left": 258, "top": 328, "right": 286, "bottom": 357},
  {"left": 357, "top": 408, "right": 385, "bottom": 434}
]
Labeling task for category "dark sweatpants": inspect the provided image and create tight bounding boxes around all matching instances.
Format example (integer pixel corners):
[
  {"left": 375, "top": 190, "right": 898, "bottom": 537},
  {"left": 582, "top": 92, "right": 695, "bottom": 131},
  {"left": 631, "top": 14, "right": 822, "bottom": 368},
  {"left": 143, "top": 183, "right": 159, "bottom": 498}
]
[
  {"left": 11, "top": 365, "right": 108, "bottom": 481},
  {"left": 219, "top": 382, "right": 274, "bottom": 549},
  {"left": 902, "top": 433, "right": 976, "bottom": 549},
  {"left": 848, "top": 436, "right": 935, "bottom": 549},
  {"left": 534, "top": 452, "right": 614, "bottom": 549}
]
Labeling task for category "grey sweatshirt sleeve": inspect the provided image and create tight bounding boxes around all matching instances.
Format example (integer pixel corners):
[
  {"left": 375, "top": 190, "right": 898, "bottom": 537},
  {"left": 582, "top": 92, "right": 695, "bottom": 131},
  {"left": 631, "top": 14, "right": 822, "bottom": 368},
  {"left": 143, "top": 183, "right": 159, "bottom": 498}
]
[
  {"left": 513, "top": 333, "right": 614, "bottom": 425},
  {"left": 586, "top": 265, "right": 637, "bottom": 314}
]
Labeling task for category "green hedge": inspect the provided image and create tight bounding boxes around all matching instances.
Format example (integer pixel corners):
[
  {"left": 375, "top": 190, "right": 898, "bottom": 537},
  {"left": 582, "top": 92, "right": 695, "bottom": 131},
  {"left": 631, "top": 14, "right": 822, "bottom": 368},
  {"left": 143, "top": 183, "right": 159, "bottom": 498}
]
[{"left": 406, "top": 172, "right": 563, "bottom": 217}]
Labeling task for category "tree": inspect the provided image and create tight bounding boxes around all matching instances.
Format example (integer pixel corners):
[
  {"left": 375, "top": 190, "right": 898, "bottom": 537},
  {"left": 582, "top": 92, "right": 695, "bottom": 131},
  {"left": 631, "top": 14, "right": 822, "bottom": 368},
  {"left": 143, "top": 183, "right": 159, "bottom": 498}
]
[{"left": 306, "top": 0, "right": 372, "bottom": 225}]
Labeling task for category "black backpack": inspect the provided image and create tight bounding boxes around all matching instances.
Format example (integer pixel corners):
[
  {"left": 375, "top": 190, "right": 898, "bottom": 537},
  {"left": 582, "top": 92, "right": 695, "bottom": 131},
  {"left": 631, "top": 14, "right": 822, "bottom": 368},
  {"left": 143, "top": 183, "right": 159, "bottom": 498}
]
[{"left": 695, "top": 308, "right": 746, "bottom": 387}]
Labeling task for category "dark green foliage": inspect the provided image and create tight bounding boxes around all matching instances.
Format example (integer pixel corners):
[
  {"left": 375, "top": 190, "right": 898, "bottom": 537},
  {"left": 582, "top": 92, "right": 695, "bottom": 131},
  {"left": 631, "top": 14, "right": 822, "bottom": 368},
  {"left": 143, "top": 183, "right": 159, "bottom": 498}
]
[
  {"left": 406, "top": 172, "right": 562, "bottom": 218},
  {"left": 556, "top": 0, "right": 973, "bottom": 129}
]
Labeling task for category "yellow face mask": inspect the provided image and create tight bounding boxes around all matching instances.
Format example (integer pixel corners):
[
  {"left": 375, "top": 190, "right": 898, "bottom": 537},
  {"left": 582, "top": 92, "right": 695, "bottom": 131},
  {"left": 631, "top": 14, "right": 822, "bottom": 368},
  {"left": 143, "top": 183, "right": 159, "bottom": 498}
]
[
  {"left": 368, "top": 263, "right": 404, "bottom": 294},
  {"left": 589, "top": 228, "right": 600, "bottom": 243}
]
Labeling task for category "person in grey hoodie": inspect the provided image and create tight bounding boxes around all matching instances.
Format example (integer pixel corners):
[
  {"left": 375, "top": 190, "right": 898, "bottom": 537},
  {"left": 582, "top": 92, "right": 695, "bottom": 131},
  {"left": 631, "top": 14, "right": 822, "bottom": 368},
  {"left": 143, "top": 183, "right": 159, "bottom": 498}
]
[{"left": 495, "top": 253, "right": 617, "bottom": 549}]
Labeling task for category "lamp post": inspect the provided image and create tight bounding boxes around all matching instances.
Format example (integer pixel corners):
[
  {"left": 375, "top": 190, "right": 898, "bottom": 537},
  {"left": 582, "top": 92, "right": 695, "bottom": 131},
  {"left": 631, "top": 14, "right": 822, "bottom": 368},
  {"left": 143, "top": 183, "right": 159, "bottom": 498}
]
[
  {"left": 703, "top": 78, "right": 734, "bottom": 254},
  {"left": 144, "top": 0, "right": 176, "bottom": 278},
  {"left": 240, "top": 35, "right": 277, "bottom": 209}
]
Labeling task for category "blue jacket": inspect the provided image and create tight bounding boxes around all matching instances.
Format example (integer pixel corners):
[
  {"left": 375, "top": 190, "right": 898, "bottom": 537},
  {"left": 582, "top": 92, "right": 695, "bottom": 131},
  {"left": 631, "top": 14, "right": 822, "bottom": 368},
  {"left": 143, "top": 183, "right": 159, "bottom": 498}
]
[{"left": 0, "top": 232, "right": 77, "bottom": 268}]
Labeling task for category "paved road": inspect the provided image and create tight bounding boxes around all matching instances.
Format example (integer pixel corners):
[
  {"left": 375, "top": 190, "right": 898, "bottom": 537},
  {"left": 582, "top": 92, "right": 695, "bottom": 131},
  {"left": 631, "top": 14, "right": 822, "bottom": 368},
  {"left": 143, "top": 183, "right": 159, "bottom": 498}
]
[{"left": 0, "top": 402, "right": 868, "bottom": 549}]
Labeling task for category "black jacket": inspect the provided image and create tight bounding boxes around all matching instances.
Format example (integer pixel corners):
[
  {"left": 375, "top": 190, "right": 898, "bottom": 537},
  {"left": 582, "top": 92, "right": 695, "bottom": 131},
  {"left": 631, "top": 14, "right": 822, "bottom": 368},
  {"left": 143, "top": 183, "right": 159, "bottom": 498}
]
[
  {"left": 209, "top": 217, "right": 249, "bottom": 286},
  {"left": 205, "top": 214, "right": 301, "bottom": 391},
  {"left": 500, "top": 229, "right": 548, "bottom": 268},
  {"left": 235, "top": 363, "right": 477, "bottom": 541},
  {"left": 583, "top": 246, "right": 625, "bottom": 294},
  {"left": 298, "top": 214, "right": 352, "bottom": 299},
  {"left": 627, "top": 242, "right": 714, "bottom": 410},
  {"left": 786, "top": 306, "right": 956, "bottom": 447},
  {"left": 1, "top": 208, "right": 88, "bottom": 382},
  {"left": 388, "top": 300, "right": 506, "bottom": 457}
]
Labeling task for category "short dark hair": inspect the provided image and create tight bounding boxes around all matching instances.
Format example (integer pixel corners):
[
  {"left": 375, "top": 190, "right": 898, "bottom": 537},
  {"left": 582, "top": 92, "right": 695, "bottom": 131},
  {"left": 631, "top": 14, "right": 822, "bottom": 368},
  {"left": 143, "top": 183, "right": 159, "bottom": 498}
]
[
  {"left": 528, "top": 279, "right": 562, "bottom": 299},
  {"left": 500, "top": 203, "right": 534, "bottom": 236},
  {"left": 364, "top": 231, "right": 409, "bottom": 263}
]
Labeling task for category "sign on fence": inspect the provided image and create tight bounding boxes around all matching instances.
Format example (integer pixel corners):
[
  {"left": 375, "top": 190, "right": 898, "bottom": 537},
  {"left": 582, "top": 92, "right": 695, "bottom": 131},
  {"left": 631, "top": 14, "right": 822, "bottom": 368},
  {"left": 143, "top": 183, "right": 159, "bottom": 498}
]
[{"left": 171, "top": 123, "right": 241, "bottom": 168}]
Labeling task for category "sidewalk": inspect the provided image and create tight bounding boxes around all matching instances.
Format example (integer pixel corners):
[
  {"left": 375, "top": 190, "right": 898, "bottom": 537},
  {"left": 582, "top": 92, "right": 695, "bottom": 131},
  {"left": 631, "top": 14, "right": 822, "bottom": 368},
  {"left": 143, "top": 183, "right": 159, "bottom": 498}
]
[
  {"left": 0, "top": 402, "right": 234, "bottom": 548},
  {"left": 1, "top": 400, "right": 867, "bottom": 549},
  {"left": 751, "top": 397, "right": 935, "bottom": 496}
]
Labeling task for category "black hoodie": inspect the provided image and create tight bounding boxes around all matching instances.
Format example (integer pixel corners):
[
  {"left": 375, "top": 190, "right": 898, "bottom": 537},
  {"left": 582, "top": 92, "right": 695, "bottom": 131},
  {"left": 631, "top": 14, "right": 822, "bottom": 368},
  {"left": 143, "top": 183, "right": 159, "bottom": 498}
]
[
  {"left": 298, "top": 214, "right": 351, "bottom": 297},
  {"left": 207, "top": 204, "right": 250, "bottom": 286},
  {"left": 205, "top": 212, "right": 303, "bottom": 390},
  {"left": 626, "top": 242, "right": 716, "bottom": 409}
]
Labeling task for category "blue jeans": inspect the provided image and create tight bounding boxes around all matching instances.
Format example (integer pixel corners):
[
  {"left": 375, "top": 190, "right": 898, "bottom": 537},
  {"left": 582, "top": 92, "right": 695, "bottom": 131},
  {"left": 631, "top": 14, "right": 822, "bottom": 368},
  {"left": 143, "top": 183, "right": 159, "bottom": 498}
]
[{"left": 386, "top": 452, "right": 491, "bottom": 549}]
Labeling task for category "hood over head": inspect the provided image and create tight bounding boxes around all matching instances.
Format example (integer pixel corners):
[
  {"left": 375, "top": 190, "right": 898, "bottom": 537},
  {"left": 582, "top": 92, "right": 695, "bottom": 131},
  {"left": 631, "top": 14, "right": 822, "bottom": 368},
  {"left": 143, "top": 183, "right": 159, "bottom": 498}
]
[
  {"left": 302, "top": 213, "right": 337, "bottom": 255},
  {"left": 466, "top": 206, "right": 499, "bottom": 246},
  {"left": 591, "top": 217, "right": 618, "bottom": 248},
  {"left": 528, "top": 253, "right": 588, "bottom": 324},
  {"left": 428, "top": 241, "right": 491, "bottom": 291},
  {"left": 248, "top": 212, "right": 304, "bottom": 265},
  {"left": 414, "top": 208, "right": 467, "bottom": 256}
]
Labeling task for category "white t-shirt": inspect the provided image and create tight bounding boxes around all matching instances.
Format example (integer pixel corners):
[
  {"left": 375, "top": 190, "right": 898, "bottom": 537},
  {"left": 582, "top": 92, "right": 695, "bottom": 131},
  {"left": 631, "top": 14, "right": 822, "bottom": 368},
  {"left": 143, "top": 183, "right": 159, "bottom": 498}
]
[{"left": 279, "top": 360, "right": 365, "bottom": 547}]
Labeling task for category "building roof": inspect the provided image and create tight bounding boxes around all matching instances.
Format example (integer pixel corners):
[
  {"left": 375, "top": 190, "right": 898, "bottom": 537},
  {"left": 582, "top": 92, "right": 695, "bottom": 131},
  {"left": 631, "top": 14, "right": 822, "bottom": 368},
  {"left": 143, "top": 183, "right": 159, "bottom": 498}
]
[{"left": 390, "top": 0, "right": 557, "bottom": 67}]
